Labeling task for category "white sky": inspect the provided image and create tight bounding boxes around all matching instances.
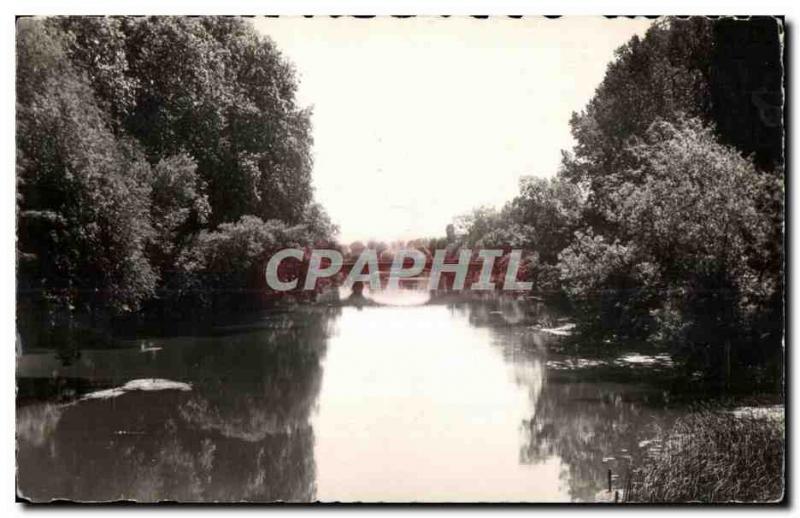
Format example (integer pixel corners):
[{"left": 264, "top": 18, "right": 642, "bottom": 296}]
[{"left": 251, "top": 17, "right": 653, "bottom": 243}]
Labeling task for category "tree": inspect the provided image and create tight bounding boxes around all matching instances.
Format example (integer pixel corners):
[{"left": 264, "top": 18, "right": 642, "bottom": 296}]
[
  {"left": 559, "top": 117, "right": 783, "bottom": 381},
  {"left": 551, "top": 17, "right": 783, "bottom": 384},
  {"left": 561, "top": 19, "right": 713, "bottom": 220},
  {"left": 17, "top": 17, "right": 336, "bottom": 341},
  {"left": 506, "top": 176, "right": 584, "bottom": 264},
  {"left": 149, "top": 153, "right": 211, "bottom": 272},
  {"left": 562, "top": 17, "right": 783, "bottom": 232},
  {"left": 53, "top": 16, "right": 316, "bottom": 227},
  {"left": 17, "top": 19, "right": 156, "bottom": 318}
]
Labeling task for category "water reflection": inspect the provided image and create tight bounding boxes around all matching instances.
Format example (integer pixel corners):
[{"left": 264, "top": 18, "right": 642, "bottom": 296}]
[
  {"left": 18, "top": 298, "right": 679, "bottom": 502},
  {"left": 17, "top": 308, "right": 338, "bottom": 502},
  {"left": 521, "top": 381, "right": 675, "bottom": 501},
  {"left": 450, "top": 298, "right": 678, "bottom": 502},
  {"left": 312, "top": 304, "right": 561, "bottom": 502}
]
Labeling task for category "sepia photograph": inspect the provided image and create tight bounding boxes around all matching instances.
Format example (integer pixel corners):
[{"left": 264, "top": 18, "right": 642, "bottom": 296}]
[{"left": 13, "top": 14, "right": 786, "bottom": 504}]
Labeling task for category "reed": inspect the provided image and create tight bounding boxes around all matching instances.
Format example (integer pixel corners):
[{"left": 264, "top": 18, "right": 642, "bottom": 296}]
[{"left": 625, "top": 411, "right": 784, "bottom": 503}]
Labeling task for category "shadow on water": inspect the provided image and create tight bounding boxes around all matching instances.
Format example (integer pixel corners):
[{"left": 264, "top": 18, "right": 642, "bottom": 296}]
[{"left": 17, "top": 307, "right": 340, "bottom": 502}]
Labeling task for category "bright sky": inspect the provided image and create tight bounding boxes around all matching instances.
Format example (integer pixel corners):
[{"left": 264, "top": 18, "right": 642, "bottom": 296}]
[{"left": 251, "top": 17, "right": 653, "bottom": 244}]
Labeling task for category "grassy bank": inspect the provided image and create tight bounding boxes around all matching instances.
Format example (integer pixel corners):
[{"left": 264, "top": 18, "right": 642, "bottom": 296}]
[{"left": 625, "top": 411, "right": 784, "bottom": 503}]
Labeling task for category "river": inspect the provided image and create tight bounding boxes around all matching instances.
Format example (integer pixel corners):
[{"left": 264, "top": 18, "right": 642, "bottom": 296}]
[{"left": 17, "top": 294, "right": 696, "bottom": 502}]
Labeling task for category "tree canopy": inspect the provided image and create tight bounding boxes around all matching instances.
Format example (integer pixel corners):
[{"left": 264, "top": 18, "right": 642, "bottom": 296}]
[
  {"left": 455, "top": 17, "right": 784, "bottom": 385},
  {"left": 17, "top": 17, "right": 335, "bottom": 335}
]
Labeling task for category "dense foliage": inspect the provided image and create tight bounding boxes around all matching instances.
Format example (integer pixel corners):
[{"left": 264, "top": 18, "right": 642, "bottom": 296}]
[
  {"left": 455, "top": 17, "right": 784, "bottom": 386},
  {"left": 16, "top": 17, "right": 335, "bottom": 339}
]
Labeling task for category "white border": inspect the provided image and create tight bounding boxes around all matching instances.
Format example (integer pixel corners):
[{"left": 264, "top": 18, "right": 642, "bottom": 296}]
[
  {"left": 2, "top": 1, "right": 797, "bottom": 16},
  {"left": 3, "top": 1, "right": 797, "bottom": 517}
]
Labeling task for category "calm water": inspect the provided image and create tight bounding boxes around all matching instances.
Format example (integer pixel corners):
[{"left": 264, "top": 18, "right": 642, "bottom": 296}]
[{"left": 17, "top": 296, "right": 683, "bottom": 502}]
